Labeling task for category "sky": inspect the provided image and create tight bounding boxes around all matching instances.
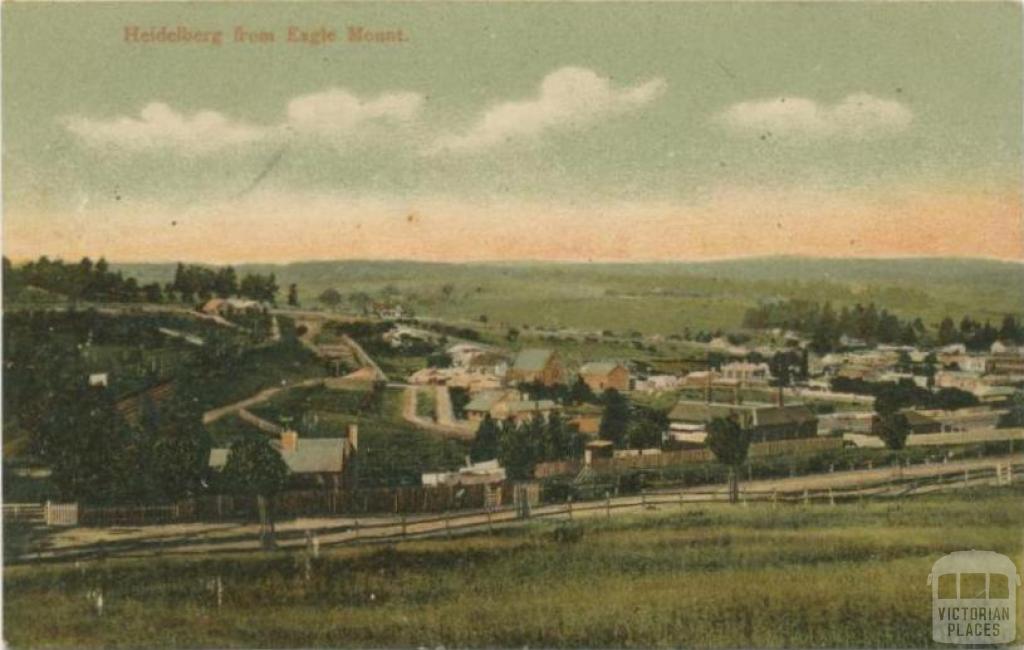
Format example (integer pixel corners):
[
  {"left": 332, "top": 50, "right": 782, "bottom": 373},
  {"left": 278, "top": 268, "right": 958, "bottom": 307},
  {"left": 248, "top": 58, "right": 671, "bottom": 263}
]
[{"left": 2, "top": 1, "right": 1022, "bottom": 263}]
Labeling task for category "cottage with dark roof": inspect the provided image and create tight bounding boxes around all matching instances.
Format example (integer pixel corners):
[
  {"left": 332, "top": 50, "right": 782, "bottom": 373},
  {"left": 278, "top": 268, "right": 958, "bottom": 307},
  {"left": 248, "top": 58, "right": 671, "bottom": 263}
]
[{"left": 209, "top": 425, "right": 357, "bottom": 489}]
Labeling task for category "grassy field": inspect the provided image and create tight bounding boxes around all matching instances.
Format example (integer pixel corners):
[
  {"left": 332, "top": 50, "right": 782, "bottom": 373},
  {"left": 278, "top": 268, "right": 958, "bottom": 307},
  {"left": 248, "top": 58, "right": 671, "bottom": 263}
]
[
  {"left": 4, "top": 485, "right": 1022, "bottom": 648},
  {"left": 117, "top": 257, "right": 1024, "bottom": 336}
]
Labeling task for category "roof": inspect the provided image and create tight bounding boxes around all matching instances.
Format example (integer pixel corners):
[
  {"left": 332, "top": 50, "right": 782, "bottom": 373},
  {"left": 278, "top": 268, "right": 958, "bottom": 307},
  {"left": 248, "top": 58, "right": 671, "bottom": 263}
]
[
  {"left": 209, "top": 438, "right": 346, "bottom": 474},
  {"left": 899, "top": 410, "right": 940, "bottom": 428},
  {"left": 278, "top": 438, "right": 346, "bottom": 473},
  {"left": 464, "top": 390, "right": 511, "bottom": 413},
  {"left": 668, "top": 401, "right": 748, "bottom": 423},
  {"left": 512, "top": 349, "right": 556, "bottom": 372},
  {"left": 504, "top": 399, "right": 557, "bottom": 414},
  {"left": 579, "top": 361, "right": 626, "bottom": 376},
  {"left": 752, "top": 405, "right": 817, "bottom": 427}
]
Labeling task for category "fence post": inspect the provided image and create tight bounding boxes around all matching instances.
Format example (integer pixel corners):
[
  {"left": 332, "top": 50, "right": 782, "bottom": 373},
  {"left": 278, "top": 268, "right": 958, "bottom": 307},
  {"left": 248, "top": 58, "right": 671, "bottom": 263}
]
[
  {"left": 353, "top": 516, "right": 360, "bottom": 540},
  {"left": 641, "top": 490, "right": 646, "bottom": 508},
  {"left": 678, "top": 491, "right": 684, "bottom": 510},
  {"left": 964, "top": 469, "right": 969, "bottom": 485},
  {"left": 772, "top": 491, "right": 777, "bottom": 509},
  {"left": 803, "top": 489, "right": 810, "bottom": 506},
  {"left": 607, "top": 491, "right": 613, "bottom": 518},
  {"left": 829, "top": 488, "right": 835, "bottom": 507},
  {"left": 567, "top": 497, "right": 573, "bottom": 520},
  {"left": 401, "top": 514, "right": 407, "bottom": 538},
  {"left": 445, "top": 511, "right": 451, "bottom": 539},
  {"left": 486, "top": 508, "right": 493, "bottom": 534}
]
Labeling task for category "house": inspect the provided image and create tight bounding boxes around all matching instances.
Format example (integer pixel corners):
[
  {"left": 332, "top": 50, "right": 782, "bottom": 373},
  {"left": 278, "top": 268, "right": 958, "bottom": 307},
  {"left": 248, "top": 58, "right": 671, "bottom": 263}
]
[
  {"left": 421, "top": 459, "right": 506, "bottom": 487},
  {"left": 719, "top": 361, "right": 771, "bottom": 384},
  {"left": 464, "top": 390, "right": 559, "bottom": 425},
  {"left": 199, "top": 298, "right": 267, "bottom": 317},
  {"left": 987, "top": 354, "right": 1024, "bottom": 376},
  {"left": 934, "top": 370, "right": 987, "bottom": 392},
  {"left": 668, "top": 400, "right": 818, "bottom": 441},
  {"left": 566, "top": 403, "right": 604, "bottom": 435},
  {"left": 88, "top": 372, "right": 109, "bottom": 388},
  {"left": 578, "top": 361, "right": 630, "bottom": 393},
  {"left": 467, "top": 351, "right": 511, "bottom": 377},
  {"left": 583, "top": 440, "right": 614, "bottom": 466},
  {"left": 990, "top": 341, "right": 1019, "bottom": 355},
  {"left": 447, "top": 342, "right": 488, "bottom": 367},
  {"left": 633, "top": 374, "right": 682, "bottom": 393},
  {"left": 208, "top": 425, "right": 357, "bottom": 489},
  {"left": 408, "top": 367, "right": 504, "bottom": 392},
  {"left": 507, "top": 349, "right": 564, "bottom": 386},
  {"left": 372, "top": 302, "right": 405, "bottom": 319}
]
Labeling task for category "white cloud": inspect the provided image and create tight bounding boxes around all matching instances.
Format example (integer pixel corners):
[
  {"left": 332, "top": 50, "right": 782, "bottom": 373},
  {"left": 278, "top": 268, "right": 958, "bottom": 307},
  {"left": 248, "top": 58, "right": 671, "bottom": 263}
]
[
  {"left": 63, "top": 88, "right": 425, "bottom": 154},
  {"left": 63, "top": 102, "right": 265, "bottom": 154},
  {"left": 428, "top": 66, "right": 667, "bottom": 154},
  {"left": 284, "top": 88, "right": 423, "bottom": 136},
  {"left": 716, "top": 93, "right": 912, "bottom": 140}
]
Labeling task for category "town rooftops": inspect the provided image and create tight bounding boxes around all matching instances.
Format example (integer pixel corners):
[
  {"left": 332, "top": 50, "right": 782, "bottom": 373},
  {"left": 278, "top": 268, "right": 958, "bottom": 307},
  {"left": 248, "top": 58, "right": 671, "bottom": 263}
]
[{"left": 512, "top": 348, "right": 556, "bottom": 372}]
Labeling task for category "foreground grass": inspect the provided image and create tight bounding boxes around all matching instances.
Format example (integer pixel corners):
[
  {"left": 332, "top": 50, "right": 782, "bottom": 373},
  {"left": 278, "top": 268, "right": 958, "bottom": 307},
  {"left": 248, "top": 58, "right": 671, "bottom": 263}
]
[{"left": 5, "top": 486, "right": 1023, "bottom": 648}]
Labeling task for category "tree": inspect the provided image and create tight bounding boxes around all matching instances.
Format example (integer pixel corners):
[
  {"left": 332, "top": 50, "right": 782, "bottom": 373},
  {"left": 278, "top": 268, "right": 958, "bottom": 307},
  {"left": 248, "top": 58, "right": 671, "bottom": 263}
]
[
  {"left": 568, "top": 377, "right": 596, "bottom": 405},
  {"left": 213, "top": 266, "right": 238, "bottom": 298},
  {"left": 222, "top": 436, "right": 289, "bottom": 549},
  {"left": 497, "top": 420, "right": 539, "bottom": 480},
  {"left": 877, "top": 412, "right": 911, "bottom": 451},
  {"left": 471, "top": 415, "right": 501, "bottom": 462},
  {"left": 318, "top": 288, "right": 342, "bottom": 308},
  {"left": 932, "top": 388, "right": 980, "bottom": 411},
  {"left": 705, "top": 416, "right": 751, "bottom": 504},
  {"left": 598, "top": 389, "right": 630, "bottom": 448},
  {"left": 627, "top": 417, "right": 663, "bottom": 450},
  {"left": 938, "top": 317, "right": 959, "bottom": 346},
  {"left": 287, "top": 283, "right": 299, "bottom": 307}
]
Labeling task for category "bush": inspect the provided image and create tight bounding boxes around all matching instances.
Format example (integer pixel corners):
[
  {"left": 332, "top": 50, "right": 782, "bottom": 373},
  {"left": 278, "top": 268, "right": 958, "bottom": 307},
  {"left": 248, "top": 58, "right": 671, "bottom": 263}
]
[{"left": 551, "top": 522, "right": 584, "bottom": 544}]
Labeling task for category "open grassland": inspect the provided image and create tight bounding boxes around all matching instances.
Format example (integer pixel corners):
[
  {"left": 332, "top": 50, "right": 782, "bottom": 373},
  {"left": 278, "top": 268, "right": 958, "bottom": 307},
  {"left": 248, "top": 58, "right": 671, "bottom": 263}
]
[
  {"left": 5, "top": 486, "right": 1022, "bottom": 648},
  {"left": 118, "top": 257, "right": 1024, "bottom": 335}
]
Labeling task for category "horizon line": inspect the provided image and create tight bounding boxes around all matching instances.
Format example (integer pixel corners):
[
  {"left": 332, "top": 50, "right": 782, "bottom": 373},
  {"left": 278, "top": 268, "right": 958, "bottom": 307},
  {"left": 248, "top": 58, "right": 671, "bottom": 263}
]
[{"left": 8, "top": 252, "right": 1024, "bottom": 268}]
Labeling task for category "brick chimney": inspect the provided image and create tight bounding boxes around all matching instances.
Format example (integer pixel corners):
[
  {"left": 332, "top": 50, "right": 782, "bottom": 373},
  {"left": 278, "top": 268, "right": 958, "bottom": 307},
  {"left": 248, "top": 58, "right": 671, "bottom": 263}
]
[
  {"left": 346, "top": 423, "right": 358, "bottom": 452},
  {"left": 280, "top": 430, "right": 299, "bottom": 452}
]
